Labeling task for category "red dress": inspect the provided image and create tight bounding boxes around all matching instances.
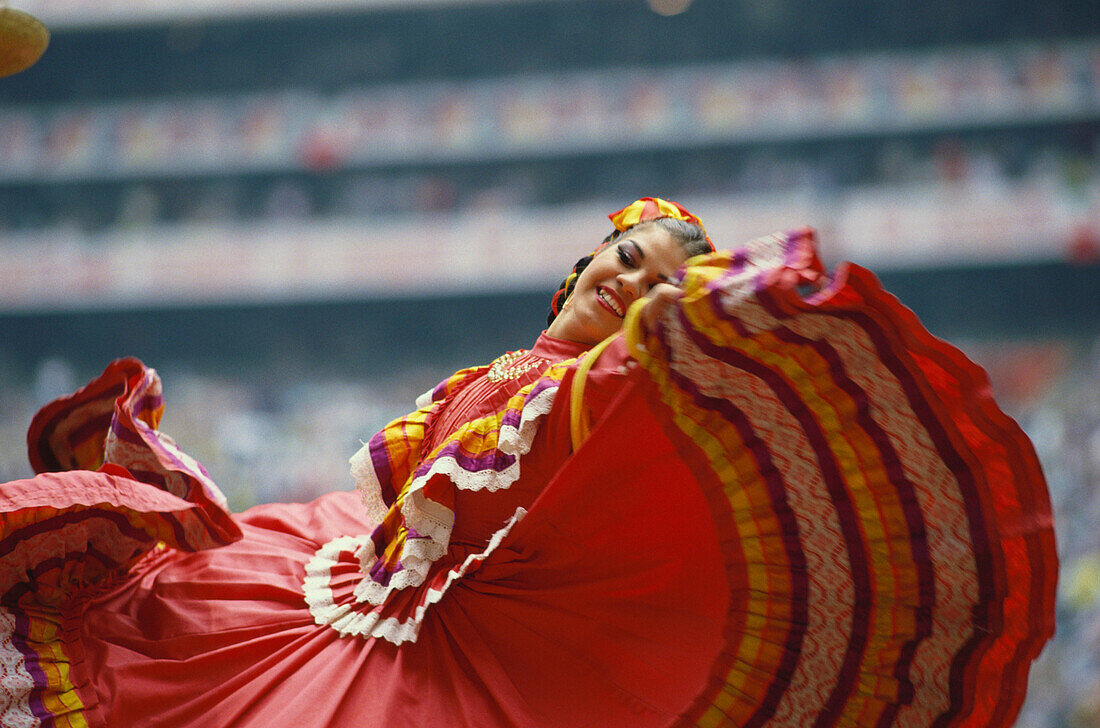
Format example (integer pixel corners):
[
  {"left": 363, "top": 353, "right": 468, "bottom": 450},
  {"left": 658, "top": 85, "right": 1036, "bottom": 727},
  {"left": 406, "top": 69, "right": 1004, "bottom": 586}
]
[{"left": 0, "top": 229, "right": 1057, "bottom": 728}]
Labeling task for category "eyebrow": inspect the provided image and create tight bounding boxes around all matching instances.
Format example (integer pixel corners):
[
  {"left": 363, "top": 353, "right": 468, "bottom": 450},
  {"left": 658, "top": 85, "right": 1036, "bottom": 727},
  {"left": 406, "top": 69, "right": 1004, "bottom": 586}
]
[{"left": 626, "top": 238, "right": 673, "bottom": 283}]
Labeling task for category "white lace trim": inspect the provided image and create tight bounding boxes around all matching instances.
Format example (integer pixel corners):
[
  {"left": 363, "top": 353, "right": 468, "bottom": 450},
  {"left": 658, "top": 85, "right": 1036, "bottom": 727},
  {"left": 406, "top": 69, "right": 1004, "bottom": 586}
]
[
  {"left": 303, "top": 507, "right": 527, "bottom": 645},
  {"left": 400, "top": 489, "right": 456, "bottom": 544},
  {"left": 348, "top": 444, "right": 390, "bottom": 527},
  {"left": 349, "top": 520, "right": 447, "bottom": 606},
  {"left": 422, "top": 392, "right": 556, "bottom": 495},
  {"left": 0, "top": 607, "right": 38, "bottom": 728},
  {"left": 414, "top": 387, "right": 435, "bottom": 409},
  {"left": 421, "top": 382, "right": 558, "bottom": 494},
  {"left": 307, "top": 376, "right": 559, "bottom": 642}
]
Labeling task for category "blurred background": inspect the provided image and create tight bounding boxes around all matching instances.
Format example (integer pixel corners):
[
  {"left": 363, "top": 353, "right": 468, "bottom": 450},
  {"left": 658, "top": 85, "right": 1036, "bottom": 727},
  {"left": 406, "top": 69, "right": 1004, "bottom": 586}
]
[{"left": 1, "top": 0, "right": 1098, "bottom": 723}]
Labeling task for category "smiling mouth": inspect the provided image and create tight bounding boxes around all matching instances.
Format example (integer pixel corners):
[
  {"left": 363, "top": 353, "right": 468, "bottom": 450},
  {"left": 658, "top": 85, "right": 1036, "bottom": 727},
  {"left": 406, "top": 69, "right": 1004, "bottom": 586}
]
[{"left": 597, "top": 287, "right": 625, "bottom": 317}]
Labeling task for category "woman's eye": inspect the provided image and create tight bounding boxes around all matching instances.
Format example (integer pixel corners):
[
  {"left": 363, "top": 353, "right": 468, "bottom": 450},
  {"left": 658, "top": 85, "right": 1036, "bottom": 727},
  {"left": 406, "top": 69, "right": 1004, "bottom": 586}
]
[{"left": 617, "top": 246, "right": 635, "bottom": 267}]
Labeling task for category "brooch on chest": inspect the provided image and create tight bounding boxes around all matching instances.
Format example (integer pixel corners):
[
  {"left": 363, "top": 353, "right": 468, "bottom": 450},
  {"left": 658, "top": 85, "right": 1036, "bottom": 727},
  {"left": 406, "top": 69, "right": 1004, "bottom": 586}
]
[{"left": 486, "top": 350, "right": 541, "bottom": 382}]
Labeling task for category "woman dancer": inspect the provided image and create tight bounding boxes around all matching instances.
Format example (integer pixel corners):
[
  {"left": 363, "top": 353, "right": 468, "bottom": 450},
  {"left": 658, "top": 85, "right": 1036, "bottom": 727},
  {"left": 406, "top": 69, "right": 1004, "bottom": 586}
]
[{"left": 1, "top": 198, "right": 1056, "bottom": 728}]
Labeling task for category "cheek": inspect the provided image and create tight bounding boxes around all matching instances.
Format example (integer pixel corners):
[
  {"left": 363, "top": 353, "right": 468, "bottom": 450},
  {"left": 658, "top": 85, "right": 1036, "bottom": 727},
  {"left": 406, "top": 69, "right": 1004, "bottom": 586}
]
[
  {"left": 586, "top": 254, "right": 621, "bottom": 283},
  {"left": 572, "top": 264, "right": 605, "bottom": 295}
]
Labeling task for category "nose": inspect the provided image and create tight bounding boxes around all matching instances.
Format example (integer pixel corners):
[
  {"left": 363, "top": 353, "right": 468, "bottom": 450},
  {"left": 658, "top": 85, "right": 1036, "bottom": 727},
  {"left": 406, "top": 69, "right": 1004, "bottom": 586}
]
[{"left": 616, "top": 270, "right": 646, "bottom": 301}]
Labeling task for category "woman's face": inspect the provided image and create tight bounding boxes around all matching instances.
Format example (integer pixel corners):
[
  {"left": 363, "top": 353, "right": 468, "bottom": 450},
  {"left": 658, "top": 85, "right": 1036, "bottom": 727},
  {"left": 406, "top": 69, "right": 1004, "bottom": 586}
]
[{"left": 547, "top": 223, "right": 688, "bottom": 346}]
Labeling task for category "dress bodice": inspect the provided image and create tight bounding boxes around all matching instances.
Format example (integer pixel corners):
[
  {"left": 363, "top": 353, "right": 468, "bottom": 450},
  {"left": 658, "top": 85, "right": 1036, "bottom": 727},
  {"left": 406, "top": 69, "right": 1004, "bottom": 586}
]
[{"left": 426, "top": 332, "right": 590, "bottom": 453}]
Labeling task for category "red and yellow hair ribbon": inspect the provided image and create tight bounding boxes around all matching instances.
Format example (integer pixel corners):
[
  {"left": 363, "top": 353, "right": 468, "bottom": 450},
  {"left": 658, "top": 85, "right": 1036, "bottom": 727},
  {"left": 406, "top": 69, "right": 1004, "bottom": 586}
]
[{"left": 607, "top": 196, "right": 714, "bottom": 251}]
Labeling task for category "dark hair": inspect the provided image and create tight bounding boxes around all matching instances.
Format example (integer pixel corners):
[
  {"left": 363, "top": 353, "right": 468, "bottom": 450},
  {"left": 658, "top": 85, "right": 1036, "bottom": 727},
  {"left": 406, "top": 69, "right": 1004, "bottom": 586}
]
[{"left": 546, "top": 217, "right": 711, "bottom": 325}]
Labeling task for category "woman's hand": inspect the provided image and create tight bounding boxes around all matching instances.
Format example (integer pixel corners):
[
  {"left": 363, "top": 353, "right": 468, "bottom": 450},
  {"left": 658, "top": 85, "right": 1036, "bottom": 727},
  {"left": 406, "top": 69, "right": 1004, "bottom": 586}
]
[{"left": 640, "top": 282, "right": 682, "bottom": 331}]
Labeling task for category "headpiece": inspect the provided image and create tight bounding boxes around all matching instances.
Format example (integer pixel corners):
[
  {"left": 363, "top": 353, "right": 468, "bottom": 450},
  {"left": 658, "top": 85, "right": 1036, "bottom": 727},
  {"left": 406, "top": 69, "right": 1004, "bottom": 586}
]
[{"left": 607, "top": 196, "right": 713, "bottom": 251}]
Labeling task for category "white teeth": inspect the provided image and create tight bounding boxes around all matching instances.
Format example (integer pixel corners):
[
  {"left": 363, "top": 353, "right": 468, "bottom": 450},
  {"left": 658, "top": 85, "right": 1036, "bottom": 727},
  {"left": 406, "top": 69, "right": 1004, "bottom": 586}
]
[{"left": 598, "top": 289, "right": 624, "bottom": 317}]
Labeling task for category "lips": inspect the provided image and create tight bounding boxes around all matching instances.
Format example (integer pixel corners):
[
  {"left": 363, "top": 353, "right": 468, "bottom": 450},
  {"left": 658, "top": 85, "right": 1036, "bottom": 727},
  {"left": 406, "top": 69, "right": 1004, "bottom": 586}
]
[{"left": 596, "top": 286, "right": 625, "bottom": 318}]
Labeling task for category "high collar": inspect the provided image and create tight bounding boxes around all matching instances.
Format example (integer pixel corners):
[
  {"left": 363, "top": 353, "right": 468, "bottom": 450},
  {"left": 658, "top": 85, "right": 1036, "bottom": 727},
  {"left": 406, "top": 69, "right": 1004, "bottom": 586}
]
[{"left": 529, "top": 330, "right": 593, "bottom": 361}]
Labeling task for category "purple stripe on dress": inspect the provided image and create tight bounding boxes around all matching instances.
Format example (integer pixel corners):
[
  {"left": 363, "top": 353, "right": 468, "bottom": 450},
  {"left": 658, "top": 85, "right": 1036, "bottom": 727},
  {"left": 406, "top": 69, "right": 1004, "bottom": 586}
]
[
  {"left": 800, "top": 279, "right": 990, "bottom": 725},
  {"left": 525, "top": 377, "right": 560, "bottom": 404},
  {"left": 412, "top": 439, "right": 518, "bottom": 480},
  {"left": 0, "top": 505, "right": 191, "bottom": 562},
  {"left": 148, "top": 442, "right": 205, "bottom": 492},
  {"left": 759, "top": 274, "right": 973, "bottom": 724},
  {"left": 782, "top": 228, "right": 813, "bottom": 269},
  {"left": 108, "top": 417, "right": 148, "bottom": 446},
  {"left": 84, "top": 542, "right": 122, "bottom": 572},
  {"left": 129, "top": 391, "right": 164, "bottom": 418},
  {"left": 832, "top": 271, "right": 995, "bottom": 728},
  {"left": 32, "top": 379, "right": 127, "bottom": 472},
  {"left": 368, "top": 556, "right": 392, "bottom": 585},
  {"left": 753, "top": 289, "right": 938, "bottom": 725},
  {"left": 22, "top": 550, "right": 126, "bottom": 595},
  {"left": 670, "top": 311, "right": 869, "bottom": 727},
  {"left": 367, "top": 431, "right": 397, "bottom": 500},
  {"left": 108, "top": 424, "right": 216, "bottom": 505},
  {"left": 65, "top": 411, "right": 112, "bottom": 454},
  {"left": 432, "top": 378, "right": 451, "bottom": 401},
  {"left": 718, "top": 299, "right": 902, "bottom": 726},
  {"left": 499, "top": 406, "right": 525, "bottom": 431},
  {"left": 127, "top": 468, "right": 167, "bottom": 489},
  {"left": 6, "top": 548, "right": 127, "bottom": 723},
  {"left": 696, "top": 260, "right": 762, "bottom": 341},
  {"left": 658, "top": 329, "right": 814, "bottom": 727},
  {"left": 703, "top": 253, "right": 750, "bottom": 300},
  {"left": 174, "top": 497, "right": 235, "bottom": 547},
  {"left": 369, "top": 522, "right": 388, "bottom": 561},
  {"left": 11, "top": 610, "right": 54, "bottom": 723},
  {"left": 407, "top": 384, "right": 563, "bottom": 481}
]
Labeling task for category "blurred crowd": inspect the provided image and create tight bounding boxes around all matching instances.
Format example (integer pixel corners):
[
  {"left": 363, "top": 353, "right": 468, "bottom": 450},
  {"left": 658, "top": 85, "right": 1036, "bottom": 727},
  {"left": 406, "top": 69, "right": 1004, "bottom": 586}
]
[
  {"left": 1, "top": 335, "right": 1098, "bottom": 723},
  {"left": 1, "top": 40, "right": 1097, "bottom": 233},
  {"left": 1, "top": 132, "right": 1097, "bottom": 235},
  {"left": 1001, "top": 338, "right": 1100, "bottom": 728}
]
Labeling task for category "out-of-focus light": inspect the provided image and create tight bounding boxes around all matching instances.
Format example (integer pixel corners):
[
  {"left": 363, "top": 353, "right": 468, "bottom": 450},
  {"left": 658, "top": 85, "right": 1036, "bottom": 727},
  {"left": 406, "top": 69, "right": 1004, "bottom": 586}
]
[
  {"left": 0, "top": 6, "right": 49, "bottom": 77},
  {"left": 647, "top": 0, "right": 693, "bottom": 17}
]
